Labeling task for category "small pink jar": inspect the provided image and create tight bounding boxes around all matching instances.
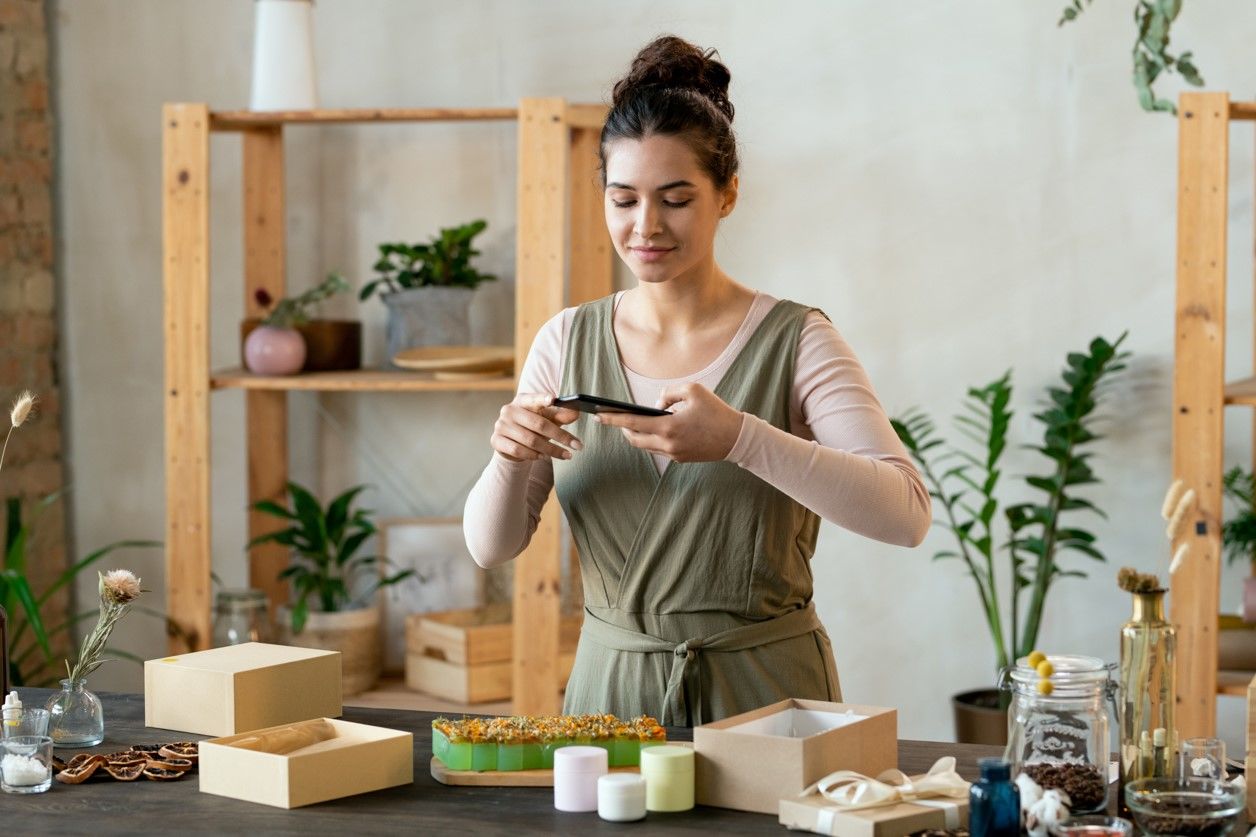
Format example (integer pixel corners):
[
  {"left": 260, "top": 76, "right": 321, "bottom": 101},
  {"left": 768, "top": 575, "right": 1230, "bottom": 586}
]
[{"left": 553, "top": 746, "right": 608, "bottom": 812}]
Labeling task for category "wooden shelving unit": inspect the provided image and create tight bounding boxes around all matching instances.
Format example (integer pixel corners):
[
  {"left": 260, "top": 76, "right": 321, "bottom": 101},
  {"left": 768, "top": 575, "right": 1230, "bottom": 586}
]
[
  {"left": 163, "top": 99, "right": 612, "bottom": 715},
  {"left": 1171, "top": 93, "right": 1256, "bottom": 738}
]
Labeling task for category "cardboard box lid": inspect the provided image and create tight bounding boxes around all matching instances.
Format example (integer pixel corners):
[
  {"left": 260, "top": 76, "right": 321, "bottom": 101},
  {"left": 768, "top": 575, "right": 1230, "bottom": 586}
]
[{"left": 155, "top": 642, "right": 337, "bottom": 674}]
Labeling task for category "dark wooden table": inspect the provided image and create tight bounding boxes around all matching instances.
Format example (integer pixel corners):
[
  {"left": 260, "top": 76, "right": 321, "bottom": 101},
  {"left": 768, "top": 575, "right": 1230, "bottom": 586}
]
[{"left": 0, "top": 689, "right": 1000, "bottom": 835}]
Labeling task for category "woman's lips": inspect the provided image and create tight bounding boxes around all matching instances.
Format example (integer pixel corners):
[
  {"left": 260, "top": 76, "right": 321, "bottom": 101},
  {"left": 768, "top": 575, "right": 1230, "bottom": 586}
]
[{"left": 631, "top": 247, "right": 674, "bottom": 263}]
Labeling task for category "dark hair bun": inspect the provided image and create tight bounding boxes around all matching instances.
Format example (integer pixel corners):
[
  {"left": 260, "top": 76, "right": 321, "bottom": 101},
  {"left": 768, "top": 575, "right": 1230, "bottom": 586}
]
[{"left": 612, "top": 35, "right": 734, "bottom": 123}]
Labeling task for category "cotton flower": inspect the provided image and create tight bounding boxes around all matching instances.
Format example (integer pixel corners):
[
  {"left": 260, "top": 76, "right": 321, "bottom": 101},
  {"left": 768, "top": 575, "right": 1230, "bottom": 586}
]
[
  {"left": 1025, "top": 789, "right": 1071, "bottom": 837},
  {"left": 9, "top": 390, "right": 35, "bottom": 428},
  {"left": 1016, "top": 772, "right": 1044, "bottom": 813},
  {"left": 101, "top": 569, "right": 143, "bottom": 605}
]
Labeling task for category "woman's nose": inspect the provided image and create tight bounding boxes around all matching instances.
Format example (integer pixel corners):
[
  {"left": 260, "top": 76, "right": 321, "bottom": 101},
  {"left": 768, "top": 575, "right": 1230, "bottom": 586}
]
[{"left": 633, "top": 202, "right": 663, "bottom": 239}]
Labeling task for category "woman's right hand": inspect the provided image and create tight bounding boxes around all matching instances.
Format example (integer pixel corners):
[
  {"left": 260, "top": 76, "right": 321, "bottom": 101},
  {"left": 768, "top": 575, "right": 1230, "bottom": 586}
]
[{"left": 491, "top": 394, "right": 583, "bottom": 462}]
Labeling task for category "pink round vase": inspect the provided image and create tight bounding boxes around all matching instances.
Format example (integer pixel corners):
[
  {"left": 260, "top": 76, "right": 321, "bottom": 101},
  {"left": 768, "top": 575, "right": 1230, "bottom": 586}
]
[{"left": 244, "top": 325, "right": 306, "bottom": 375}]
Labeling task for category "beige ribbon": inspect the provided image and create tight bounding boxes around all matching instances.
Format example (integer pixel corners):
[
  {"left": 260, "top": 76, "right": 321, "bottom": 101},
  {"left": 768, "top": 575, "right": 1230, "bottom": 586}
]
[{"left": 799, "top": 757, "right": 971, "bottom": 833}]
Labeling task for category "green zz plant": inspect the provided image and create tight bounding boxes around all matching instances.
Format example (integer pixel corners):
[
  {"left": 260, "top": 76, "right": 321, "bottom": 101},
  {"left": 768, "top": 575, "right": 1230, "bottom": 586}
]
[
  {"left": 892, "top": 333, "right": 1130, "bottom": 672},
  {"left": 249, "top": 482, "right": 415, "bottom": 635}
]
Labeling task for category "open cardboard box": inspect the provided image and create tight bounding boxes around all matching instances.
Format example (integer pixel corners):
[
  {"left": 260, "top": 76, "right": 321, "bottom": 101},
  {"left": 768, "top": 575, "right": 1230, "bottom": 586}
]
[
  {"left": 694, "top": 699, "right": 897, "bottom": 814},
  {"left": 199, "top": 717, "right": 413, "bottom": 808},
  {"left": 144, "top": 642, "right": 342, "bottom": 736}
]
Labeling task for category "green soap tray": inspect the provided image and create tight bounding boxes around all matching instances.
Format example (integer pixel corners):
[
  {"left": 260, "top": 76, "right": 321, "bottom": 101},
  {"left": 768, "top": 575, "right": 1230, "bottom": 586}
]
[{"left": 432, "top": 723, "right": 664, "bottom": 773}]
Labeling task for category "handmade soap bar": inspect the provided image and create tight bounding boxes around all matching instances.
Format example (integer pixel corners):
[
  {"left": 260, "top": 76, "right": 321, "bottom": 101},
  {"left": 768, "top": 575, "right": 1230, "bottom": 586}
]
[{"left": 432, "top": 714, "right": 666, "bottom": 773}]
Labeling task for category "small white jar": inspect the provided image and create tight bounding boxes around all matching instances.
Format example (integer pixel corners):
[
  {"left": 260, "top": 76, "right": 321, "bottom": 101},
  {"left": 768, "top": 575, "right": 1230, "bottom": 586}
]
[
  {"left": 553, "top": 746, "right": 608, "bottom": 812},
  {"left": 598, "top": 773, "right": 646, "bottom": 822}
]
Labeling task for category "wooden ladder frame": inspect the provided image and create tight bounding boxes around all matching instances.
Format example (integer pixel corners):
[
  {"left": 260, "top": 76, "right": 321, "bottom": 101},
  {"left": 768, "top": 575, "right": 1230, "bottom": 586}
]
[
  {"left": 1172, "top": 92, "right": 1256, "bottom": 738},
  {"left": 163, "top": 99, "right": 611, "bottom": 715}
]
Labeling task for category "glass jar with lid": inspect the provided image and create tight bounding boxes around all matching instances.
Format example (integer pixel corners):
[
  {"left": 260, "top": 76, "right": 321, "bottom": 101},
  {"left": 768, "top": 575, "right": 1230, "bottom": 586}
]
[
  {"left": 212, "top": 588, "right": 271, "bottom": 647},
  {"left": 1005, "top": 653, "right": 1116, "bottom": 814}
]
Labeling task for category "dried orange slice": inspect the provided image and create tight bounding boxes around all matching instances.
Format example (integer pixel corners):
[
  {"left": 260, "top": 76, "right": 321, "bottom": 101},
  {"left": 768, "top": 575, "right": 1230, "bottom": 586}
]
[
  {"left": 141, "top": 766, "right": 185, "bottom": 781},
  {"left": 158, "top": 742, "right": 198, "bottom": 763},
  {"left": 104, "top": 761, "right": 145, "bottom": 781}
]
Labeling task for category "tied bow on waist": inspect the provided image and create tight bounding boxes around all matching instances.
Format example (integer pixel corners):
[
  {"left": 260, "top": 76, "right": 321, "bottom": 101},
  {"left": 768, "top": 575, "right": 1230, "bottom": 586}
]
[{"left": 800, "top": 757, "right": 971, "bottom": 831}]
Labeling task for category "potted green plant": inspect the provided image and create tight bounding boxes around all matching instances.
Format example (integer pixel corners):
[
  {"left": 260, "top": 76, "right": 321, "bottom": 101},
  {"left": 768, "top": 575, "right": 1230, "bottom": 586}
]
[
  {"left": 891, "top": 333, "right": 1129, "bottom": 744},
  {"left": 241, "top": 272, "right": 359, "bottom": 374},
  {"left": 358, "top": 219, "right": 497, "bottom": 364},
  {"left": 1217, "top": 467, "right": 1256, "bottom": 668},
  {"left": 249, "top": 481, "right": 414, "bottom": 695}
]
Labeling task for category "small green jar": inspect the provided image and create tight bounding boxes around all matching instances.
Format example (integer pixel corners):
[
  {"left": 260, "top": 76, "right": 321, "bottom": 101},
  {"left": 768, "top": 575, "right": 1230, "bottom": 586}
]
[{"left": 640, "top": 745, "right": 694, "bottom": 812}]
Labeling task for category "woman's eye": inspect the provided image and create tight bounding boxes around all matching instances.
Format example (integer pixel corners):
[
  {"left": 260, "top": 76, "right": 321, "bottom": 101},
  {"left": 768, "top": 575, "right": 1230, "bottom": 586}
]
[
  {"left": 612, "top": 199, "right": 636, "bottom": 208},
  {"left": 663, "top": 200, "right": 691, "bottom": 208}
]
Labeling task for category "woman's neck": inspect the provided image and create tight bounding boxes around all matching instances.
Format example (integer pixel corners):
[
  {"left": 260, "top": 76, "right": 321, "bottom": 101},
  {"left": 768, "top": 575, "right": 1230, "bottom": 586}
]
[{"left": 625, "top": 261, "right": 750, "bottom": 337}]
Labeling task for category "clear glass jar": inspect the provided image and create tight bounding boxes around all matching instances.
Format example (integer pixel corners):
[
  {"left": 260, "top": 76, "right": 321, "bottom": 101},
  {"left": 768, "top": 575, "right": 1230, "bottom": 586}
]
[
  {"left": 212, "top": 588, "right": 271, "bottom": 647},
  {"left": 1006, "top": 653, "right": 1115, "bottom": 814}
]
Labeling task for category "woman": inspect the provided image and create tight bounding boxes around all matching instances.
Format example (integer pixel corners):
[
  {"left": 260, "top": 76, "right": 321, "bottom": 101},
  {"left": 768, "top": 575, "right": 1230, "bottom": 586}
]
[{"left": 464, "top": 35, "right": 930, "bottom": 727}]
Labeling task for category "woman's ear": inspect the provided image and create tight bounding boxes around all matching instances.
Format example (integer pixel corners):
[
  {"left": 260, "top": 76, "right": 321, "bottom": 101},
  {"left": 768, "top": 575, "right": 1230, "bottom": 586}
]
[{"left": 719, "top": 175, "right": 739, "bottom": 218}]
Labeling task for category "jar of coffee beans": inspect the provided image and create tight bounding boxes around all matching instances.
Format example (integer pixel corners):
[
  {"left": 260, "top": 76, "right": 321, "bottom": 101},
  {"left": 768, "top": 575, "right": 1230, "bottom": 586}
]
[{"left": 1005, "top": 654, "right": 1117, "bottom": 814}]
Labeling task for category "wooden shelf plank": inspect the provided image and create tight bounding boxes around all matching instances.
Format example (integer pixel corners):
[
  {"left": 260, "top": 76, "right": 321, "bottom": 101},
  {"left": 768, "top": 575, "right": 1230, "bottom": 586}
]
[
  {"left": 210, "top": 367, "right": 516, "bottom": 392},
  {"left": 1225, "top": 376, "right": 1256, "bottom": 405},
  {"left": 1218, "top": 670, "right": 1256, "bottom": 696},
  {"left": 209, "top": 107, "right": 519, "bottom": 131},
  {"left": 1230, "top": 101, "right": 1256, "bottom": 121}
]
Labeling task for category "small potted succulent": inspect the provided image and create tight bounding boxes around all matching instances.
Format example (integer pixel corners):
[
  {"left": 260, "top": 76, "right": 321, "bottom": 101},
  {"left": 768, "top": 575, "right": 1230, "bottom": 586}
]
[
  {"left": 241, "top": 273, "right": 359, "bottom": 374},
  {"left": 249, "top": 481, "right": 414, "bottom": 695},
  {"left": 358, "top": 220, "right": 497, "bottom": 364}
]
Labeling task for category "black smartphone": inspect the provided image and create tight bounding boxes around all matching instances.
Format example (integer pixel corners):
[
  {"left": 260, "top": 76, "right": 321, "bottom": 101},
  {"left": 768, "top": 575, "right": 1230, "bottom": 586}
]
[{"left": 552, "top": 393, "right": 671, "bottom": 417}]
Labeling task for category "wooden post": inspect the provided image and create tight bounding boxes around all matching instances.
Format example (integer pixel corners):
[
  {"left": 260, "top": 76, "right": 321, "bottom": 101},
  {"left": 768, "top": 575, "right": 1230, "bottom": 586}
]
[
  {"left": 242, "top": 127, "right": 290, "bottom": 615},
  {"left": 163, "top": 104, "right": 212, "bottom": 653},
  {"left": 512, "top": 98, "right": 569, "bottom": 714},
  {"left": 565, "top": 120, "right": 613, "bottom": 614},
  {"left": 1170, "top": 91, "right": 1229, "bottom": 739}
]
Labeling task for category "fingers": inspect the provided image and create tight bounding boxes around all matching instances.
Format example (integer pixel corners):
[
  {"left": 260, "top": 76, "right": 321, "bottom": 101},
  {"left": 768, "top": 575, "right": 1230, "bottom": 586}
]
[
  {"left": 593, "top": 412, "right": 662, "bottom": 431},
  {"left": 496, "top": 421, "right": 574, "bottom": 461},
  {"left": 657, "top": 382, "right": 704, "bottom": 411},
  {"left": 506, "top": 399, "right": 584, "bottom": 450}
]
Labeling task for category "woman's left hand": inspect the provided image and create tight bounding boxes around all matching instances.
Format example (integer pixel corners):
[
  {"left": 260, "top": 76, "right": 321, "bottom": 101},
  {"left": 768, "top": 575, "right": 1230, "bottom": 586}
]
[{"left": 594, "top": 383, "right": 743, "bottom": 463}]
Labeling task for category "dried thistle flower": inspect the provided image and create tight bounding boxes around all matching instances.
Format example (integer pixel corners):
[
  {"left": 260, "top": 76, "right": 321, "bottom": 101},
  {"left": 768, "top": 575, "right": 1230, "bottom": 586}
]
[
  {"left": 66, "top": 569, "right": 143, "bottom": 683},
  {"left": 0, "top": 389, "right": 37, "bottom": 479},
  {"left": 101, "top": 569, "right": 143, "bottom": 605},
  {"left": 1117, "top": 566, "right": 1163, "bottom": 593}
]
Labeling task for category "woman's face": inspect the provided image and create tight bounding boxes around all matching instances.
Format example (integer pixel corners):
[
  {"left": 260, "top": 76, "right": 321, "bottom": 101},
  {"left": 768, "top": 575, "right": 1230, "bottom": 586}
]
[{"left": 603, "top": 133, "right": 736, "bottom": 286}]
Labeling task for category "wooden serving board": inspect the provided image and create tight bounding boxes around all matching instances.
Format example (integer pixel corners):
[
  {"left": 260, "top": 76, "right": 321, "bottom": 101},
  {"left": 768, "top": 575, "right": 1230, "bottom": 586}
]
[{"left": 430, "top": 757, "right": 639, "bottom": 787}]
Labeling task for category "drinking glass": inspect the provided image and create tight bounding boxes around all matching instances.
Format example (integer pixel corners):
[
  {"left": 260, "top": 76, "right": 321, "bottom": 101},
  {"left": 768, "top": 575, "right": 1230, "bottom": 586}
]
[
  {"left": 0, "top": 735, "right": 54, "bottom": 793},
  {"left": 1179, "top": 737, "right": 1226, "bottom": 780},
  {"left": 1, "top": 707, "right": 49, "bottom": 739}
]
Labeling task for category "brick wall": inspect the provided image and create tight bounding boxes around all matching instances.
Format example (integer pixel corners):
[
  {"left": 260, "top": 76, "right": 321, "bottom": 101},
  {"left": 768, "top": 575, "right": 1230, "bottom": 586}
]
[{"left": 0, "top": 0, "right": 69, "bottom": 682}]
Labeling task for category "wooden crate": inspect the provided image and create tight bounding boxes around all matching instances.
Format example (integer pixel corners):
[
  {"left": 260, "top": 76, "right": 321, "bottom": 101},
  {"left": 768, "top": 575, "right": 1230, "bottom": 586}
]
[{"left": 405, "top": 606, "right": 581, "bottom": 703}]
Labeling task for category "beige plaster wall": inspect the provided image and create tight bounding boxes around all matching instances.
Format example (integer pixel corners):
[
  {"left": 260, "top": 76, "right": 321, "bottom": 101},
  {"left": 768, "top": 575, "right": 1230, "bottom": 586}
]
[{"left": 51, "top": 0, "right": 1255, "bottom": 744}]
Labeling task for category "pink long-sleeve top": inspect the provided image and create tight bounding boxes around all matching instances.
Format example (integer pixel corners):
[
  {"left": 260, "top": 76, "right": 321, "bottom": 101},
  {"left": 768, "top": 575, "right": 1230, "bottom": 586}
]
[{"left": 464, "top": 292, "right": 932, "bottom": 568}]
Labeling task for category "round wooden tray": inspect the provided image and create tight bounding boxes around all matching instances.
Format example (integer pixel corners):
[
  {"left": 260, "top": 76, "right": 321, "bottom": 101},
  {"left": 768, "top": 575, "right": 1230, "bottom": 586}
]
[{"left": 392, "top": 345, "right": 514, "bottom": 374}]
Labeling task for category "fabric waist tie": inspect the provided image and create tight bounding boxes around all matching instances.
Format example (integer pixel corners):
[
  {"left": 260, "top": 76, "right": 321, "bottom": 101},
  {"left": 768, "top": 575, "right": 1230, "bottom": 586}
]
[{"left": 578, "top": 603, "right": 824, "bottom": 727}]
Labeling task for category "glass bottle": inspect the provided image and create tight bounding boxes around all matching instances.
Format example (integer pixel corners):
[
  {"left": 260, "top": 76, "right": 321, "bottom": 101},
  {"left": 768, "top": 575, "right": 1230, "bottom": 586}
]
[
  {"left": 212, "top": 588, "right": 271, "bottom": 647},
  {"left": 44, "top": 678, "right": 104, "bottom": 748},
  {"left": 970, "top": 757, "right": 1020, "bottom": 837},
  {"left": 1005, "top": 654, "right": 1115, "bottom": 814},
  {"left": 1118, "top": 589, "right": 1176, "bottom": 789}
]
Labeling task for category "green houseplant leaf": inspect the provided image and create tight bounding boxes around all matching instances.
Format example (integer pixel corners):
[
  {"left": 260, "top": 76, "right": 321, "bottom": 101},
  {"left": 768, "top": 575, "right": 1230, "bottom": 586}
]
[
  {"left": 250, "top": 482, "right": 414, "bottom": 635},
  {"left": 893, "top": 333, "right": 1130, "bottom": 673}
]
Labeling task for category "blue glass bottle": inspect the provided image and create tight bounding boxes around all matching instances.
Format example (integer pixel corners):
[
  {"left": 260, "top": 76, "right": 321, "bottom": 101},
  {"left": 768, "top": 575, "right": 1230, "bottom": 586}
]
[{"left": 969, "top": 757, "right": 1020, "bottom": 837}]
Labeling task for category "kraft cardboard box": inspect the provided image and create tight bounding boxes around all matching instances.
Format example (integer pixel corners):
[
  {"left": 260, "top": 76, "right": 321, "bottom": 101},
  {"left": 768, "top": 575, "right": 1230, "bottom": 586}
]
[
  {"left": 694, "top": 699, "right": 897, "bottom": 814},
  {"left": 144, "top": 642, "right": 342, "bottom": 736},
  {"left": 780, "top": 789, "right": 970, "bottom": 837},
  {"left": 199, "top": 718, "right": 413, "bottom": 809}
]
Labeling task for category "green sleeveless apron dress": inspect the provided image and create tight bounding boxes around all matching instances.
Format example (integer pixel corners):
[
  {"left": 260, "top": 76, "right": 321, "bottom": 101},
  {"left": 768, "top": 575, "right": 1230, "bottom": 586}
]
[{"left": 552, "top": 295, "right": 842, "bottom": 727}]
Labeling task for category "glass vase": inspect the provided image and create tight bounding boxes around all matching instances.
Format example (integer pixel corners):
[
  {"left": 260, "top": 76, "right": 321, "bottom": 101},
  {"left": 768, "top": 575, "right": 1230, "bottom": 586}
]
[
  {"left": 1118, "top": 590, "right": 1176, "bottom": 792},
  {"left": 44, "top": 678, "right": 104, "bottom": 748}
]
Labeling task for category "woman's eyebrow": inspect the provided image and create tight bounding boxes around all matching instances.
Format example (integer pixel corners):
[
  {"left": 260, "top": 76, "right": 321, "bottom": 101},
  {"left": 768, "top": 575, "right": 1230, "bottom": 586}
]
[{"left": 606, "top": 180, "right": 696, "bottom": 192}]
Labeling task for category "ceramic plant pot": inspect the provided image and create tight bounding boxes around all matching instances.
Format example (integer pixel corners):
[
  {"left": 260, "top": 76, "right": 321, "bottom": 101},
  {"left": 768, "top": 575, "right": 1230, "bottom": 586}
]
[
  {"left": 243, "top": 325, "right": 306, "bottom": 375},
  {"left": 241, "top": 319, "right": 360, "bottom": 372},
  {"left": 382, "top": 286, "right": 474, "bottom": 366},
  {"left": 952, "top": 687, "right": 1009, "bottom": 745}
]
